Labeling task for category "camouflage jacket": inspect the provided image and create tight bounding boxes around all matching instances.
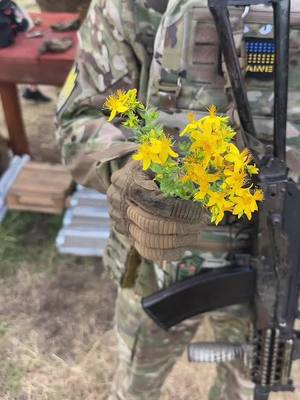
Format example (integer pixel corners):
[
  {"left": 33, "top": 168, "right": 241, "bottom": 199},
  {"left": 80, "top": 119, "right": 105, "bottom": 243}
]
[
  {"left": 56, "top": 0, "right": 163, "bottom": 193},
  {"left": 56, "top": 0, "right": 300, "bottom": 282},
  {"left": 56, "top": 0, "right": 300, "bottom": 192}
]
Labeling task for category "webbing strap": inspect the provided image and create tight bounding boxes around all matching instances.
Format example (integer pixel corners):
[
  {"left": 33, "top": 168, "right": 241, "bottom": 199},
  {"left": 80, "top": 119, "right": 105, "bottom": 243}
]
[
  {"left": 147, "top": 0, "right": 169, "bottom": 13},
  {"left": 158, "top": 77, "right": 182, "bottom": 109}
]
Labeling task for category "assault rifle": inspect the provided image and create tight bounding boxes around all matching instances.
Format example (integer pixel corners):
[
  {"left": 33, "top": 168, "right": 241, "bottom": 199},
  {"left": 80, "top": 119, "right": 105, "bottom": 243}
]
[{"left": 142, "top": 1, "right": 300, "bottom": 398}]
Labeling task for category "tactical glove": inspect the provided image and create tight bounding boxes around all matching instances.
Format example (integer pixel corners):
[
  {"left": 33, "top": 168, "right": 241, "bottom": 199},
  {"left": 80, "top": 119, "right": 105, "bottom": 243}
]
[{"left": 107, "top": 160, "right": 209, "bottom": 262}]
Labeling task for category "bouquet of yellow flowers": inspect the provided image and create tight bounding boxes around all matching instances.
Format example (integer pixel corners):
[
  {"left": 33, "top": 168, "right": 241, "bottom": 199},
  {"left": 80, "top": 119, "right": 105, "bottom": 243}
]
[{"left": 104, "top": 89, "right": 263, "bottom": 225}]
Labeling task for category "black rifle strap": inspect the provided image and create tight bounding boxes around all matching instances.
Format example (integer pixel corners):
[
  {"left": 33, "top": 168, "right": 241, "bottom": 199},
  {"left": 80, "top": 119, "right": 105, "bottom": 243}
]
[
  {"left": 147, "top": 0, "right": 169, "bottom": 13},
  {"left": 209, "top": 5, "right": 257, "bottom": 139},
  {"left": 273, "top": 0, "right": 290, "bottom": 162}
]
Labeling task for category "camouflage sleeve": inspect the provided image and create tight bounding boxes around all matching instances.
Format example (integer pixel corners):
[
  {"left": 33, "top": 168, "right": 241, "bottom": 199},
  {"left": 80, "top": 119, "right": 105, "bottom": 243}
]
[{"left": 56, "top": 0, "right": 141, "bottom": 193}]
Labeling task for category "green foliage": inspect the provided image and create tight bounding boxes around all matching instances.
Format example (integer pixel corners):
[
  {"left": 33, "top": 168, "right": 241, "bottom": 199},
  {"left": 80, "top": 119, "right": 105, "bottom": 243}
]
[
  {"left": 152, "top": 162, "right": 196, "bottom": 200},
  {"left": 178, "top": 140, "right": 191, "bottom": 154},
  {"left": 0, "top": 322, "right": 9, "bottom": 337},
  {"left": 0, "top": 360, "right": 23, "bottom": 394},
  {"left": 0, "top": 212, "right": 98, "bottom": 279},
  {"left": 0, "top": 212, "right": 62, "bottom": 277}
]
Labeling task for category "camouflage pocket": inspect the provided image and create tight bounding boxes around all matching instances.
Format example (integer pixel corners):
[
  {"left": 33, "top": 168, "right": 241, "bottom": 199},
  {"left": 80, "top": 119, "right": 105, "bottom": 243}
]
[{"left": 102, "top": 229, "right": 133, "bottom": 285}]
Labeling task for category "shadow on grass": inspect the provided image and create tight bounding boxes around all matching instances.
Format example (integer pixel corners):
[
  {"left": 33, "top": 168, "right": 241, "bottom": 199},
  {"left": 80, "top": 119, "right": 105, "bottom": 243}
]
[
  {"left": 0, "top": 211, "right": 62, "bottom": 278},
  {"left": 0, "top": 211, "right": 100, "bottom": 278}
]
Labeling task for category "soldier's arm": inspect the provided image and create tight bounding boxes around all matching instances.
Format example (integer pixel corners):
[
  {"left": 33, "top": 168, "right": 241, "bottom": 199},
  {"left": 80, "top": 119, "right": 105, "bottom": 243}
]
[{"left": 56, "top": 0, "right": 140, "bottom": 193}]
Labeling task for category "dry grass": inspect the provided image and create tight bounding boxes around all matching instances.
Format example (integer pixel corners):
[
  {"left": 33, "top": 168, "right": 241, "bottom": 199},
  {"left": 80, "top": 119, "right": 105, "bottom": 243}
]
[
  {"left": 0, "top": 265, "right": 118, "bottom": 400},
  {"left": 0, "top": 1, "right": 300, "bottom": 398}
]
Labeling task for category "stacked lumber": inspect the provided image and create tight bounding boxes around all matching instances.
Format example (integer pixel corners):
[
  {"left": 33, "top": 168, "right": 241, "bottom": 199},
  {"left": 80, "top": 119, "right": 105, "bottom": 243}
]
[
  {"left": 0, "top": 155, "right": 30, "bottom": 222},
  {"left": 56, "top": 185, "right": 110, "bottom": 257},
  {"left": 7, "top": 162, "right": 73, "bottom": 214}
]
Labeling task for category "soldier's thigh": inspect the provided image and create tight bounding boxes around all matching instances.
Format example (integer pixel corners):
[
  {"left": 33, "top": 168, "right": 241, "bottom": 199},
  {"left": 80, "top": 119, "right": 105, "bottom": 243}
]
[{"left": 115, "top": 287, "right": 203, "bottom": 365}]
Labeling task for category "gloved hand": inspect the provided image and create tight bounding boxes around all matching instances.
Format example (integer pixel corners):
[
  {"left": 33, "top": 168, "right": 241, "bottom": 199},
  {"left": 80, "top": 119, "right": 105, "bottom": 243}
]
[{"left": 107, "top": 160, "right": 209, "bottom": 262}]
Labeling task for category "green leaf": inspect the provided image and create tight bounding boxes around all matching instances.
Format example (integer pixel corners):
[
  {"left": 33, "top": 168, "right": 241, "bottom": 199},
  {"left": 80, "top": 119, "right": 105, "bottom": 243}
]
[{"left": 150, "top": 164, "right": 164, "bottom": 174}]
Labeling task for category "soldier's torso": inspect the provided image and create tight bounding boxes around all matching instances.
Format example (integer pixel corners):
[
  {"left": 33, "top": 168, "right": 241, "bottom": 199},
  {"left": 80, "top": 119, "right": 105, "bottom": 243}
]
[
  {"left": 147, "top": 0, "right": 300, "bottom": 274},
  {"left": 103, "top": 0, "right": 300, "bottom": 285},
  {"left": 146, "top": 1, "right": 300, "bottom": 145}
]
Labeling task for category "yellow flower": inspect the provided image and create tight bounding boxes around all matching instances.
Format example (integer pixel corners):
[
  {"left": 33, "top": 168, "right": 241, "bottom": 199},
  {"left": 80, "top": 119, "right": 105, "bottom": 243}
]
[
  {"left": 132, "top": 142, "right": 161, "bottom": 170},
  {"left": 104, "top": 90, "right": 130, "bottom": 121},
  {"left": 253, "top": 189, "right": 264, "bottom": 202},
  {"left": 132, "top": 135, "right": 178, "bottom": 170},
  {"left": 103, "top": 92, "right": 264, "bottom": 225},
  {"left": 199, "top": 105, "right": 229, "bottom": 133},
  {"left": 231, "top": 187, "right": 264, "bottom": 220},
  {"left": 206, "top": 191, "right": 233, "bottom": 225},
  {"left": 150, "top": 137, "right": 178, "bottom": 164},
  {"left": 104, "top": 88, "right": 139, "bottom": 121},
  {"left": 190, "top": 132, "right": 227, "bottom": 168},
  {"left": 189, "top": 164, "right": 220, "bottom": 200},
  {"left": 180, "top": 112, "right": 201, "bottom": 137},
  {"left": 207, "top": 190, "right": 233, "bottom": 209},
  {"left": 247, "top": 164, "right": 259, "bottom": 175},
  {"left": 224, "top": 168, "right": 246, "bottom": 191},
  {"left": 180, "top": 105, "right": 228, "bottom": 138},
  {"left": 225, "top": 144, "right": 252, "bottom": 173},
  {"left": 210, "top": 152, "right": 226, "bottom": 169}
]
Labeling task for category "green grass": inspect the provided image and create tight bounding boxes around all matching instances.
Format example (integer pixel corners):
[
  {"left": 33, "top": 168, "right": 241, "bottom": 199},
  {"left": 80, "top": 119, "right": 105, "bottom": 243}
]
[
  {"left": 0, "top": 211, "right": 62, "bottom": 278},
  {"left": 0, "top": 211, "right": 98, "bottom": 279},
  {"left": 0, "top": 322, "right": 9, "bottom": 337},
  {"left": 0, "top": 360, "right": 24, "bottom": 394}
]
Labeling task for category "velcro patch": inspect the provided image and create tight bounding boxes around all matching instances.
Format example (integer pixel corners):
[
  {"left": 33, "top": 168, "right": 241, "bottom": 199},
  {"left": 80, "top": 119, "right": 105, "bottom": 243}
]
[
  {"left": 175, "top": 254, "right": 203, "bottom": 282},
  {"left": 57, "top": 64, "right": 78, "bottom": 114},
  {"left": 245, "top": 37, "right": 275, "bottom": 79}
]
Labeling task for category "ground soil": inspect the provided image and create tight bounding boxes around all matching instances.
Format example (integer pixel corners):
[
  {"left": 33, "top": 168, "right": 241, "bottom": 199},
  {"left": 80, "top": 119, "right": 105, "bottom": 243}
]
[{"left": 0, "top": 1, "right": 300, "bottom": 399}]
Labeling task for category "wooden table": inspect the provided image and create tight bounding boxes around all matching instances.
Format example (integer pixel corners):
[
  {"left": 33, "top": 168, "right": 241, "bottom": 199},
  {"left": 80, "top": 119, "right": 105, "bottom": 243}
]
[{"left": 0, "top": 12, "right": 78, "bottom": 155}]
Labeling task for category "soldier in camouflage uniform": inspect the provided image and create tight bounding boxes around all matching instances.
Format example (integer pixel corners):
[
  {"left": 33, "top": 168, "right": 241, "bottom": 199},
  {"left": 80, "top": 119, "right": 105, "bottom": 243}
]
[{"left": 56, "top": 0, "right": 300, "bottom": 399}]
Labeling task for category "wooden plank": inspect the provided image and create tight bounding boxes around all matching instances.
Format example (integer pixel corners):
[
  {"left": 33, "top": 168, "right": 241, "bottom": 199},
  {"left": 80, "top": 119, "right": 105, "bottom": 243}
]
[
  {"left": 25, "top": 162, "right": 68, "bottom": 172},
  {"left": 7, "top": 161, "right": 73, "bottom": 214},
  {"left": 10, "top": 162, "right": 73, "bottom": 194},
  {"left": 6, "top": 203, "right": 63, "bottom": 214}
]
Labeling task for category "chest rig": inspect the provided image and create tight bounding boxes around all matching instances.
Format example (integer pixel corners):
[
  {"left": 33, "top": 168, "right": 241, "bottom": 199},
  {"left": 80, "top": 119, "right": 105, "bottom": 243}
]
[
  {"left": 147, "top": 0, "right": 243, "bottom": 130},
  {"left": 146, "top": 0, "right": 300, "bottom": 148}
]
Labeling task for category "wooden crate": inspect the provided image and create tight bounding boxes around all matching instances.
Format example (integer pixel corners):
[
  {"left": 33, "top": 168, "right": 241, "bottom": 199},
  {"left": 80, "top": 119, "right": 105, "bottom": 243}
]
[{"left": 7, "top": 162, "right": 74, "bottom": 214}]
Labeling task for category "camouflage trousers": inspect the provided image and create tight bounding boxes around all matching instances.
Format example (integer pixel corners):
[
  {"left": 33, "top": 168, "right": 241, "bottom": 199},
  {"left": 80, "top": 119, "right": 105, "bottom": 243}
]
[{"left": 104, "top": 231, "right": 255, "bottom": 400}]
